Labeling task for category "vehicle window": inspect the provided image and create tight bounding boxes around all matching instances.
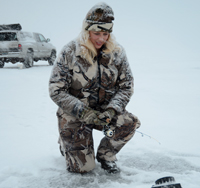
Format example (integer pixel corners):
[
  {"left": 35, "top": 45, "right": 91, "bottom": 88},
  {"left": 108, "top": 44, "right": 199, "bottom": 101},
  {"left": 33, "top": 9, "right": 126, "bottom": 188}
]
[
  {"left": 20, "top": 32, "right": 35, "bottom": 42},
  {"left": 0, "top": 32, "right": 17, "bottom": 41},
  {"left": 20, "top": 32, "right": 26, "bottom": 40},
  {"left": 39, "top": 34, "right": 47, "bottom": 42},
  {"left": 33, "top": 34, "right": 40, "bottom": 42},
  {"left": 23, "top": 32, "right": 33, "bottom": 39}
]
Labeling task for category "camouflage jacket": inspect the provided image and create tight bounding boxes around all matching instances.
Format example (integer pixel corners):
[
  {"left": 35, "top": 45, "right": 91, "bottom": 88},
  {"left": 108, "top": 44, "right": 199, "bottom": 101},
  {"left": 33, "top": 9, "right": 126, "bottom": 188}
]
[{"left": 49, "top": 40, "right": 134, "bottom": 119}]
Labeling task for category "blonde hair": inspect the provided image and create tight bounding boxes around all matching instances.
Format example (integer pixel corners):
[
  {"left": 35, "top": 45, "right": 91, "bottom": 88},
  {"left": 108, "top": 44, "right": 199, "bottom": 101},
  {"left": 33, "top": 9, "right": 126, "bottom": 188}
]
[{"left": 77, "top": 20, "right": 119, "bottom": 65}]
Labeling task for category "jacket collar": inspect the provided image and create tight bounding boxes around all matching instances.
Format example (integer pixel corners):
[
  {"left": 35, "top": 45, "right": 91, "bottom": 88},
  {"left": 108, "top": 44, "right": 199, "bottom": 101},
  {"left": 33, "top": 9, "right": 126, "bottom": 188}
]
[
  {"left": 75, "top": 40, "right": 111, "bottom": 66},
  {"left": 75, "top": 41, "right": 83, "bottom": 57}
]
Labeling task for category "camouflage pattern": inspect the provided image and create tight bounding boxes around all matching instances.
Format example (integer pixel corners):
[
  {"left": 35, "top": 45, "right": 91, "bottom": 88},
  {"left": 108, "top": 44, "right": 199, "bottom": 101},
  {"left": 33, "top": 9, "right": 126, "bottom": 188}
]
[
  {"left": 57, "top": 112, "right": 95, "bottom": 173},
  {"left": 84, "top": 3, "right": 114, "bottom": 33},
  {"left": 49, "top": 39, "right": 141, "bottom": 173},
  {"left": 85, "top": 2, "right": 114, "bottom": 23},
  {"left": 97, "top": 111, "right": 140, "bottom": 162},
  {"left": 57, "top": 109, "right": 140, "bottom": 173}
]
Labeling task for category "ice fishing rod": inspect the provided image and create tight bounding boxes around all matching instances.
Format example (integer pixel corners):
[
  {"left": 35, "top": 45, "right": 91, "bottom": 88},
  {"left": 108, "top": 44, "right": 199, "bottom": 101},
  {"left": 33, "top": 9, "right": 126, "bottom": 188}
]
[
  {"left": 135, "top": 130, "right": 161, "bottom": 145},
  {"left": 78, "top": 83, "right": 161, "bottom": 144},
  {"left": 97, "top": 117, "right": 161, "bottom": 145}
]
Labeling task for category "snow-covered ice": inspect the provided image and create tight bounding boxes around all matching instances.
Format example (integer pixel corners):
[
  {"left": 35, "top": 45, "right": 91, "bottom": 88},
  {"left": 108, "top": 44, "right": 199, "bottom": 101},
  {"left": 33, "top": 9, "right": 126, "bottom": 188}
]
[
  {"left": 0, "top": 58, "right": 200, "bottom": 188},
  {"left": 1, "top": 0, "right": 200, "bottom": 187}
]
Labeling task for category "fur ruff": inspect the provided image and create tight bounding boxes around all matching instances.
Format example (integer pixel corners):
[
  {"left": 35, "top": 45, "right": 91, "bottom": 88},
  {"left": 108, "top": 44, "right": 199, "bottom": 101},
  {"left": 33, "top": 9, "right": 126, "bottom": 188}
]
[{"left": 77, "top": 20, "right": 121, "bottom": 65}]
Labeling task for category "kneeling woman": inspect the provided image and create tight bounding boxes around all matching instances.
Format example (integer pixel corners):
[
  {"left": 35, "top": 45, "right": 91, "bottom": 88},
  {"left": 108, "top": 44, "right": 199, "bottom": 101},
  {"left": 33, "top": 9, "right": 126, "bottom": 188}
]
[{"left": 49, "top": 2, "right": 141, "bottom": 174}]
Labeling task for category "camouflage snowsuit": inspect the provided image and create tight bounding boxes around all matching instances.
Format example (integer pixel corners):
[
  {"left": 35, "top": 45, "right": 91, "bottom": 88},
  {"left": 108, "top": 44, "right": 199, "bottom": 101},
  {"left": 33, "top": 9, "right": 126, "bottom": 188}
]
[{"left": 49, "top": 40, "right": 141, "bottom": 173}]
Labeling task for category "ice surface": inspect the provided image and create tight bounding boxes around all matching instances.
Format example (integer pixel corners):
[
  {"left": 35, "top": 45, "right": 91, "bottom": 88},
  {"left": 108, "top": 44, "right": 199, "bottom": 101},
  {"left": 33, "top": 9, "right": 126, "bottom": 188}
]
[
  {"left": 0, "top": 59, "right": 200, "bottom": 188},
  {"left": 0, "top": 0, "right": 200, "bottom": 187}
]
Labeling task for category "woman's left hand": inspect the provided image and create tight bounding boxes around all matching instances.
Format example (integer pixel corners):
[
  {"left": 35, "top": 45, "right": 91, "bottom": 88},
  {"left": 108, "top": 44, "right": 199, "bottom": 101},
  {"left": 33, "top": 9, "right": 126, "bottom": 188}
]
[{"left": 94, "top": 109, "right": 116, "bottom": 126}]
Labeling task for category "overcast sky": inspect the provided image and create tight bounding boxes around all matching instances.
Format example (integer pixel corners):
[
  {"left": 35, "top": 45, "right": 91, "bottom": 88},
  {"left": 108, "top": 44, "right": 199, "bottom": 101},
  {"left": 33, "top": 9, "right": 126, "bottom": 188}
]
[{"left": 1, "top": 0, "right": 200, "bottom": 64}]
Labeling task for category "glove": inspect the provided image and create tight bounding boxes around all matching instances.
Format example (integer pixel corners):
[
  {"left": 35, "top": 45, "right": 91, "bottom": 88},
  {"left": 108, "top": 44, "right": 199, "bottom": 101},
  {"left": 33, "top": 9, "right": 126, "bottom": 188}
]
[
  {"left": 80, "top": 107, "right": 100, "bottom": 125},
  {"left": 94, "top": 109, "right": 116, "bottom": 126},
  {"left": 98, "top": 109, "right": 116, "bottom": 120}
]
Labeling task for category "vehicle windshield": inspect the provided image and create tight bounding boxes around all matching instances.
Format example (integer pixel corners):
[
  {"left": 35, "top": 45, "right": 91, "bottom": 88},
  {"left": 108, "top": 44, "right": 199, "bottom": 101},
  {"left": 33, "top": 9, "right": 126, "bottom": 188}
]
[{"left": 0, "top": 32, "right": 17, "bottom": 41}]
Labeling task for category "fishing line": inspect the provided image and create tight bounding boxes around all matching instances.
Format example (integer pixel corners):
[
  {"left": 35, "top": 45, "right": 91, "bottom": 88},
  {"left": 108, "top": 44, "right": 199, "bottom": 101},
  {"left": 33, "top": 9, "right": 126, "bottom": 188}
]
[
  {"left": 100, "top": 118, "right": 161, "bottom": 145},
  {"left": 75, "top": 84, "right": 161, "bottom": 144},
  {"left": 135, "top": 130, "right": 161, "bottom": 145}
]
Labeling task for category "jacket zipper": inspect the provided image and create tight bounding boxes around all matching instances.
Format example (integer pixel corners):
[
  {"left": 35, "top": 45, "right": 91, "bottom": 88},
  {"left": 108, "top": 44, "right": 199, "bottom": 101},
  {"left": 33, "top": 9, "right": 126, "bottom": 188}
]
[{"left": 97, "top": 54, "right": 101, "bottom": 104}]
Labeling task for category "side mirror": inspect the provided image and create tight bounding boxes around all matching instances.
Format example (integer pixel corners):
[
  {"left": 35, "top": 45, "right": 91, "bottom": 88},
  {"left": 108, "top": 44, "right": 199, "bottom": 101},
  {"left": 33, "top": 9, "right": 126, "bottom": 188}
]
[{"left": 46, "top": 38, "right": 50, "bottom": 42}]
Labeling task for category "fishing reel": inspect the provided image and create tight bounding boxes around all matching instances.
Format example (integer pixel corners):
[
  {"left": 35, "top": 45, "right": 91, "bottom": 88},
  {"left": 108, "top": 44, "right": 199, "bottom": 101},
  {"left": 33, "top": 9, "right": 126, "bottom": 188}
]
[
  {"left": 101, "top": 118, "right": 114, "bottom": 138},
  {"left": 103, "top": 124, "right": 114, "bottom": 138},
  {"left": 151, "top": 176, "right": 182, "bottom": 188}
]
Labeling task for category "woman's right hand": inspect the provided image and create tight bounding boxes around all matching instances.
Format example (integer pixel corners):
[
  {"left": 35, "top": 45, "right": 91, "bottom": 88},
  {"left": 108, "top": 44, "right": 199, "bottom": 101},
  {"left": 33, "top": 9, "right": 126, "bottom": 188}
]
[
  {"left": 81, "top": 108, "right": 108, "bottom": 126},
  {"left": 81, "top": 108, "right": 99, "bottom": 125}
]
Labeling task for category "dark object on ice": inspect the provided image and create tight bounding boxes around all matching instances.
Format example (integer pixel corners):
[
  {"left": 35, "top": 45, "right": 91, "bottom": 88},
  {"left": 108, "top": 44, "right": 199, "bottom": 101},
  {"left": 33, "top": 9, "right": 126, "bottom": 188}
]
[
  {"left": 96, "top": 156, "right": 120, "bottom": 174},
  {"left": 151, "top": 176, "right": 182, "bottom": 188},
  {"left": 0, "top": 23, "right": 22, "bottom": 31}
]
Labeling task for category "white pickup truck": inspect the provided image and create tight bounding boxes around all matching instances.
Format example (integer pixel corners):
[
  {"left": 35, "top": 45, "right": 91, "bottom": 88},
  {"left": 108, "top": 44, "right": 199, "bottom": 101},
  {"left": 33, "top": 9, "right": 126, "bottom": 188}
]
[{"left": 0, "top": 24, "right": 56, "bottom": 68}]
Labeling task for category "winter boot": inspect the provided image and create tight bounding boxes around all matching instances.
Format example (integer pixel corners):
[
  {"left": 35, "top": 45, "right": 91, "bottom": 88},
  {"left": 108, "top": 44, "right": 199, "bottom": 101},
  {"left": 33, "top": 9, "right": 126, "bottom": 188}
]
[{"left": 96, "top": 156, "right": 120, "bottom": 174}]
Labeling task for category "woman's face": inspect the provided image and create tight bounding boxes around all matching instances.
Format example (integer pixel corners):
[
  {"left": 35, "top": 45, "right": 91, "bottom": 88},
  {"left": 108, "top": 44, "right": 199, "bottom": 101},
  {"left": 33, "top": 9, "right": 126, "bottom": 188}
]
[{"left": 89, "top": 31, "right": 109, "bottom": 50}]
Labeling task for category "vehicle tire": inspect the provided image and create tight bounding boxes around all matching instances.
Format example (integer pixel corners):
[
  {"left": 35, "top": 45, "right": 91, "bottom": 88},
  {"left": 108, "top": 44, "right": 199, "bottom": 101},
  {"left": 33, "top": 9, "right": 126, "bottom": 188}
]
[
  {"left": 23, "top": 51, "right": 34, "bottom": 68},
  {"left": 0, "top": 60, "right": 5, "bottom": 68},
  {"left": 48, "top": 51, "right": 56, "bottom": 65}
]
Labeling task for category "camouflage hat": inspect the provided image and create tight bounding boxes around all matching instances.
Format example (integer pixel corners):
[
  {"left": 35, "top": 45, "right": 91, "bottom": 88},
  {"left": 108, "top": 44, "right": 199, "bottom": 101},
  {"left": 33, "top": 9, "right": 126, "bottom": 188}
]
[{"left": 84, "top": 3, "right": 114, "bottom": 33}]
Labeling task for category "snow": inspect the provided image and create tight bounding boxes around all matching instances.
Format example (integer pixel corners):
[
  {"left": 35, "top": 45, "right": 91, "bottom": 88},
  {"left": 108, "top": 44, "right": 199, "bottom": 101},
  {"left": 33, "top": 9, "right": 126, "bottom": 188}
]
[
  {"left": 1, "top": 0, "right": 200, "bottom": 187},
  {"left": 1, "top": 59, "right": 200, "bottom": 188}
]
